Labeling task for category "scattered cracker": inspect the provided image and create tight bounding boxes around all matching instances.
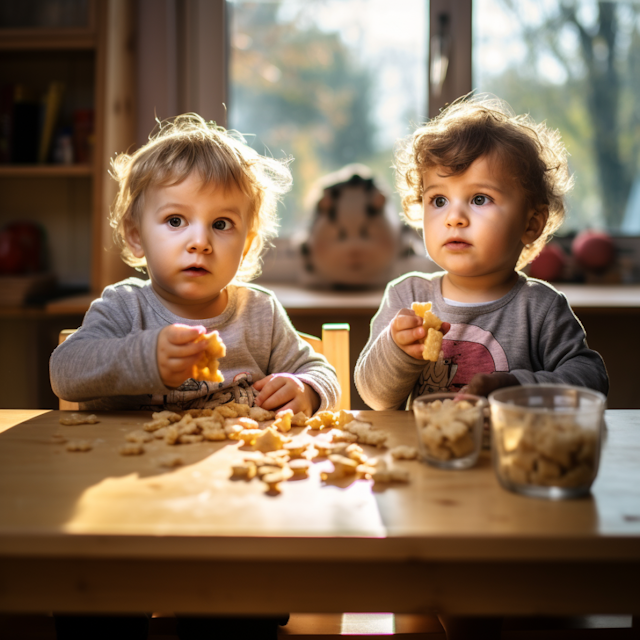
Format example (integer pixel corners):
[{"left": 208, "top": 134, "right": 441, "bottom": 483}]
[
  {"left": 273, "top": 409, "right": 293, "bottom": 433},
  {"left": 231, "top": 462, "right": 257, "bottom": 480},
  {"left": 288, "top": 459, "right": 311, "bottom": 478},
  {"left": 66, "top": 439, "right": 92, "bottom": 452},
  {"left": 390, "top": 445, "right": 419, "bottom": 460},
  {"left": 249, "top": 406, "right": 275, "bottom": 422},
  {"left": 158, "top": 454, "right": 184, "bottom": 468},
  {"left": 291, "top": 411, "right": 308, "bottom": 426},
  {"left": 119, "top": 442, "right": 145, "bottom": 456},
  {"left": 254, "top": 427, "right": 290, "bottom": 453},
  {"left": 59, "top": 413, "right": 99, "bottom": 426},
  {"left": 125, "top": 430, "right": 153, "bottom": 443},
  {"left": 152, "top": 410, "right": 181, "bottom": 423}
]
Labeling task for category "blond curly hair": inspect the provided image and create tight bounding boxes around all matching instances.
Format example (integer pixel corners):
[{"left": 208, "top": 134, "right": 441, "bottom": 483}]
[
  {"left": 394, "top": 95, "right": 573, "bottom": 269},
  {"left": 110, "top": 113, "right": 292, "bottom": 281}
]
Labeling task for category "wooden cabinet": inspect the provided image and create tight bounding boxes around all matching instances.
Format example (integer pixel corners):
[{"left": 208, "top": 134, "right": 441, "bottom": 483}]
[{"left": 0, "top": 0, "right": 137, "bottom": 408}]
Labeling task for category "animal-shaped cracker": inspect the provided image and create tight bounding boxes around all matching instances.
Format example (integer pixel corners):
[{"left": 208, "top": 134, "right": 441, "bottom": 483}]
[
  {"left": 191, "top": 330, "right": 226, "bottom": 382},
  {"left": 411, "top": 301, "right": 443, "bottom": 361}
]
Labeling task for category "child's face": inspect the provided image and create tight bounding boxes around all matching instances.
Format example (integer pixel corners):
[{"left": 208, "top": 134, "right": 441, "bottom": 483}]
[
  {"left": 422, "top": 155, "right": 541, "bottom": 288},
  {"left": 126, "top": 172, "right": 254, "bottom": 317}
]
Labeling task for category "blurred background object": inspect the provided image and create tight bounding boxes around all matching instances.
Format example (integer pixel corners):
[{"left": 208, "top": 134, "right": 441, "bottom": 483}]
[
  {"left": 299, "top": 165, "right": 400, "bottom": 288},
  {"left": 0, "top": 221, "right": 46, "bottom": 275},
  {"left": 529, "top": 242, "right": 569, "bottom": 283},
  {"left": 572, "top": 229, "right": 615, "bottom": 273},
  {"left": 0, "top": 220, "right": 55, "bottom": 306}
]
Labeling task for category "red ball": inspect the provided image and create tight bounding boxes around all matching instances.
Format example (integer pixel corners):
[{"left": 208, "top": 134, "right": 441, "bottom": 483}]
[
  {"left": 529, "top": 243, "right": 567, "bottom": 282},
  {"left": 572, "top": 230, "right": 615, "bottom": 271}
]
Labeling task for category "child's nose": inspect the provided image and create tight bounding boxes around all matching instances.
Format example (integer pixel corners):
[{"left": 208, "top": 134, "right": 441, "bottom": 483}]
[
  {"left": 187, "top": 226, "right": 213, "bottom": 253},
  {"left": 445, "top": 202, "right": 469, "bottom": 227}
]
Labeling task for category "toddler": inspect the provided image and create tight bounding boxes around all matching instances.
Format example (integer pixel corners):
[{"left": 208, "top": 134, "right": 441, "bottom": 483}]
[
  {"left": 355, "top": 95, "right": 608, "bottom": 410},
  {"left": 50, "top": 114, "right": 341, "bottom": 640},
  {"left": 51, "top": 114, "right": 340, "bottom": 416}
]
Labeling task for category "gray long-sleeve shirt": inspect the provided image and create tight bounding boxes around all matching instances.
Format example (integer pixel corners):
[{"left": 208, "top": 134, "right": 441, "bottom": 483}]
[
  {"left": 355, "top": 271, "right": 609, "bottom": 410},
  {"left": 50, "top": 278, "right": 340, "bottom": 412}
]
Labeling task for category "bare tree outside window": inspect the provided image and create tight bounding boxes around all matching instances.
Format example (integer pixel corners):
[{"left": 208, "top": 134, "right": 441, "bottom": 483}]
[{"left": 474, "top": 0, "right": 640, "bottom": 233}]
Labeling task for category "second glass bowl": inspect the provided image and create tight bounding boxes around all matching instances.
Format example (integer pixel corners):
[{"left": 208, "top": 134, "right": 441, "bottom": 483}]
[{"left": 489, "top": 384, "right": 606, "bottom": 499}]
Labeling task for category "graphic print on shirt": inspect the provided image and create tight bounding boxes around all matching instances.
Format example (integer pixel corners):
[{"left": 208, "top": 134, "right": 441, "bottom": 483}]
[
  {"left": 414, "top": 323, "right": 509, "bottom": 395},
  {"left": 152, "top": 372, "right": 256, "bottom": 410}
]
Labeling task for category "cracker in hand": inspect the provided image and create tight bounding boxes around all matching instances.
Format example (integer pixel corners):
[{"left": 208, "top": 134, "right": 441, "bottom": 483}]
[
  {"left": 411, "top": 301, "right": 443, "bottom": 362},
  {"left": 191, "top": 330, "right": 226, "bottom": 382}
]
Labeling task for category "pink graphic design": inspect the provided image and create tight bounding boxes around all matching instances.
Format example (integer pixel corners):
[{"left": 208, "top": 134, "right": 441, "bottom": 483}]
[{"left": 414, "top": 323, "right": 508, "bottom": 395}]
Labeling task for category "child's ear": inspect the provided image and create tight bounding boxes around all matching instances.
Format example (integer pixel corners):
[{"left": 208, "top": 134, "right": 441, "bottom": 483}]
[
  {"left": 522, "top": 205, "right": 549, "bottom": 245},
  {"left": 243, "top": 232, "right": 257, "bottom": 260},
  {"left": 124, "top": 220, "right": 145, "bottom": 259}
]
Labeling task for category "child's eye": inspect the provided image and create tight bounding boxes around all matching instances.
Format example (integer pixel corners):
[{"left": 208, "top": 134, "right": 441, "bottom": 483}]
[
  {"left": 433, "top": 196, "right": 447, "bottom": 208},
  {"left": 473, "top": 195, "right": 489, "bottom": 206},
  {"left": 213, "top": 218, "right": 232, "bottom": 231},
  {"left": 168, "top": 217, "right": 182, "bottom": 228}
]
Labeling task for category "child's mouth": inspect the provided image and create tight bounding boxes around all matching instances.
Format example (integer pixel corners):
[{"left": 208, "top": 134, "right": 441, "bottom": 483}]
[
  {"left": 184, "top": 267, "right": 209, "bottom": 275},
  {"left": 446, "top": 241, "right": 470, "bottom": 250}
]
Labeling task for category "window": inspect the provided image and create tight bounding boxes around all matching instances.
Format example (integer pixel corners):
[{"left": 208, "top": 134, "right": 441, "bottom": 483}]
[
  {"left": 473, "top": 0, "right": 640, "bottom": 234},
  {"left": 228, "top": 0, "right": 428, "bottom": 234}
]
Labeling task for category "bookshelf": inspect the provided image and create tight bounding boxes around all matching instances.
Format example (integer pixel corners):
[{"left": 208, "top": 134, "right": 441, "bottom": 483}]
[
  {"left": 0, "top": 0, "right": 137, "bottom": 408},
  {"left": 0, "top": 0, "right": 136, "bottom": 300}
]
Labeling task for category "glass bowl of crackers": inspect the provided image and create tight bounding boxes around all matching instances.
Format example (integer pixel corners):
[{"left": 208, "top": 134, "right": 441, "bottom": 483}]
[
  {"left": 413, "top": 393, "right": 487, "bottom": 470},
  {"left": 489, "top": 384, "right": 606, "bottom": 499}
]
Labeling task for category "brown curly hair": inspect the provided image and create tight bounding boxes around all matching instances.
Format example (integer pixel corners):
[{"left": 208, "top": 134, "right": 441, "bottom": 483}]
[
  {"left": 110, "top": 113, "right": 292, "bottom": 281},
  {"left": 394, "top": 95, "right": 573, "bottom": 269}
]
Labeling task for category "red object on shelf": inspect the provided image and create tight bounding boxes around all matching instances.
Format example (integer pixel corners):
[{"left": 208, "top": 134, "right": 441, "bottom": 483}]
[
  {"left": 572, "top": 230, "right": 615, "bottom": 271},
  {"left": 529, "top": 242, "right": 568, "bottom": 282},
  {"left": 0, "top": 221, "right": 45, "bottom": 275}
]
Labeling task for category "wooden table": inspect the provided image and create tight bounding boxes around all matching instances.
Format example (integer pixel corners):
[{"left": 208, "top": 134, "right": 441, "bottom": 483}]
[{"left": 0, "top": 409, "right": 639, "bottom": 616}]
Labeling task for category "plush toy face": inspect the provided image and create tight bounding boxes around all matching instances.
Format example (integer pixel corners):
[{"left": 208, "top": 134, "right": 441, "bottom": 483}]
[{"left": 305, "top": 181, "right": 398, "bottom": 286}]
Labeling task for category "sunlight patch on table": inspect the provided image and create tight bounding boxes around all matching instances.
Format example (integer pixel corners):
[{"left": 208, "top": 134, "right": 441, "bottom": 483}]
[{"left": 62, "top": 444, "right": 387, "bottom": 537}]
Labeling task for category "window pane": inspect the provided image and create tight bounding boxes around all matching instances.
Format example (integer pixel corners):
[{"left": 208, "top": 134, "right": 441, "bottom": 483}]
[
  {"left": 473, "top": 0, "right": 640, "bottom": 234},
  {"left": 228, "top": 0, "right": 428, "bottom": 234}
]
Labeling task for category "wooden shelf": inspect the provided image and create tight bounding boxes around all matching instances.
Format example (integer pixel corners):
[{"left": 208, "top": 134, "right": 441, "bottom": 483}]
[
  {"left": 0, "top": 165, "right": 92, "bottom": 178},
  {"left": 0, "top": 28, "right": 96, "bottom": 51}
]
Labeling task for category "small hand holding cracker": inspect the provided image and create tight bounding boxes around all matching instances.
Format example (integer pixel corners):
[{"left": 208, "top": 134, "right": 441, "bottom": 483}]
[
  {"left": 390, "top": 303, "right": 449, "bottom": 361},
  {"left": 157, "top": 324, "right": 226, "bottom": 388}
]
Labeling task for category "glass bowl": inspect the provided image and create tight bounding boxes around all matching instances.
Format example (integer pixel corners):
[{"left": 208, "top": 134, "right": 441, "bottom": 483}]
[
  {"left": 488, "top": 384, "right": 606, "bottom": 499},
  {"left": 413, "top": 393, "right": 487, "bottom": 469}
]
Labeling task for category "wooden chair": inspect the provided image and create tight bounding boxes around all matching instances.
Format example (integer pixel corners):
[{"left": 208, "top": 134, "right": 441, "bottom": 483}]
[{"left": 57, "top": 323, "right": 351, "bottom": 411}]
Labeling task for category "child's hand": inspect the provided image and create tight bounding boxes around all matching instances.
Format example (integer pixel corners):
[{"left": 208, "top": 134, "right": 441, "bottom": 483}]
[
  {"left": 390, "top": 308, "right": 450, "bottom": 360},
  {"left": 157, "top": 324, "right": 208, "bottom": 388},
  {"left": 461, "top": 372, "right": 519, "bottom": 397},
  {"left": 252, "top": 374, "right": 320, "bottom": 416}
]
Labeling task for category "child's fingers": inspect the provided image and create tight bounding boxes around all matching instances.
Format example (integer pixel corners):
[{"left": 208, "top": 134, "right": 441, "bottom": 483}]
[
  {"left": 254, "top": 375, "right": 302, "bottom": 410},
  {"left": 441, "top": 321, "right": 451, "bottom": 336},
  {"left": 260, "top": 385, "right": 295, "bottom": 410},
  {"left": 254, "top": 375, "right": 288, "bottom": 402},
  {"left": 164, "top": 323, "right": 207, "bottom": 345},
  {"left": 394, "top": 327, "right": 424, "bottom": 346},
  {"left": 393, "top": 310, "right": 423, "bottom": 331},
  {"left": 252, "top": 375, "right": 272, "bottom": 392}
]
